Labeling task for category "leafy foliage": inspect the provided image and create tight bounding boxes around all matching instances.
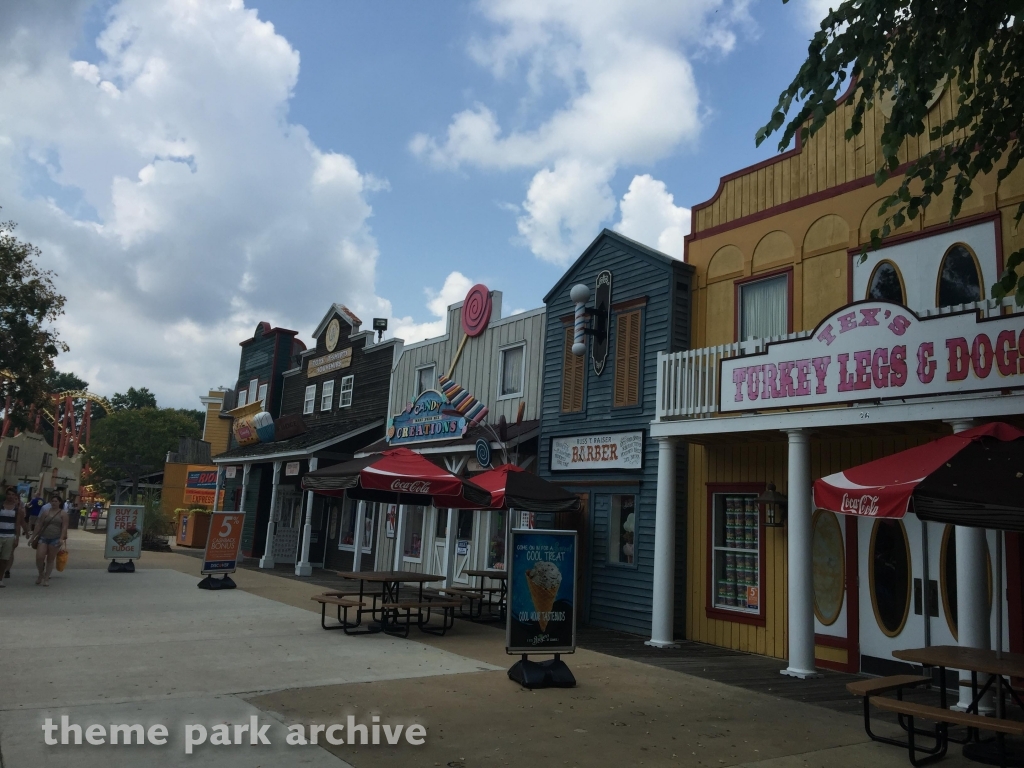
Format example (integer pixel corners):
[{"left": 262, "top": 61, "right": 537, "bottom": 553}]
[
  {"left": 88, "top": 408, "right": 201, "bottom": 491},
  {"left": 110, "top": 386, "right": 158, "bottom": 411},
  {"left": 759, "top": 1, "right": 1024, "bottom": 299},
  {"left": 0, "top": 219, "right": 68, "bottom": 415},
  {"left": 174, "top": 408, "right": 206, "bottom": 434}
]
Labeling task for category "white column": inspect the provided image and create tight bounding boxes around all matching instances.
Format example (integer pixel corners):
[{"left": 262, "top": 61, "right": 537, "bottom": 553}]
[
  {"left": 782, "top": 429, "right": 819, "bottom": 679},
  {"left": 946, "top": 419, "right": 990, "bottom": 710},
  {"left": 392, "top": 505, "right": 406, "bottom": 571},
  {"left": 212, "top": 466, "right": 224, "bottom": 513},
  {"left": 352, "top": 500, "right": 366, "bottom": 572},
  {"left": 239, "top": 463, "right": 251, "bottom": 515},
  {"left": 259, "top": 461, "right": 282, "bottom": 569},
  {"left": 444, "top": 508, "right": 458, "bottom": 587},
  {"left": 647, "top": 437, "right": 679, "bottom": 648},
  {"left": 295, "top": 457, "right": 318, "bottom": 576}
]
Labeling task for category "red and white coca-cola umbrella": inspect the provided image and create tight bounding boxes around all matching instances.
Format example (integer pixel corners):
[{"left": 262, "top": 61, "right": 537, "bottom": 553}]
[
  {"left": 813, "top": 422, "right": 1024, "bottom": 528},
  {"left": 302, "top": 447, "right": 491, "bottom": 509}
]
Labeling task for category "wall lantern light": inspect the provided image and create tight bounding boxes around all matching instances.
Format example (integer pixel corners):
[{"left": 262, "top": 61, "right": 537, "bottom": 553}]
[{"left": 758, "top": 483, "right": 788, "bottom": 528}]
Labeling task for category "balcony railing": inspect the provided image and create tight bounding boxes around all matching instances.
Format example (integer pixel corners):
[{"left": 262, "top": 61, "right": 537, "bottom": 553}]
[{"left": 656, "top": 298, "right": 1016, "bottom": 421}]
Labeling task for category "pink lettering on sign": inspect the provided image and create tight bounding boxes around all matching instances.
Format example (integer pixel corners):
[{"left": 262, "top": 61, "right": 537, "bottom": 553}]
[
  {"left": 917, "top": 342, "right": 936, "bottom": 383},
  {"left": 946, "top": 337, "right": 970, "bottom": 382},
  {"left": 996, "top": 330, "right": 1019, "bottom": 376},
  {"left": 811, "top": 356, "right": 830, "bottom": 394}
]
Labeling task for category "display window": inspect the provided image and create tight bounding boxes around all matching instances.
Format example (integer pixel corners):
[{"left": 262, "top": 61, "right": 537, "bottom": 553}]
[
  {"left": 403, "top": 506, "right": 425, "bottom": 561},
  {"left": 710, "top": 491, "right": 761, "bottom": 615}
]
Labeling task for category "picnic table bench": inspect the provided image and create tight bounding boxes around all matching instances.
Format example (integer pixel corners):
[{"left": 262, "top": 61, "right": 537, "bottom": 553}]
[{"left": 311, "top": 594, "right": 367, "bottom": 631}]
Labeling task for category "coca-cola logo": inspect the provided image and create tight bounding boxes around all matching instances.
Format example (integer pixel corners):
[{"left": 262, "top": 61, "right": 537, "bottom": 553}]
[
  {"left": 390, "top": 479, "right": 431, "bottom": 494},
  {"left": 840, "top": 493, "right": 880, "bottom": 516}
]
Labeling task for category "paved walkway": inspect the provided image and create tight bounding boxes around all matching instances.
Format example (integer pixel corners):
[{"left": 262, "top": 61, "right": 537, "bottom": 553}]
[{"left": 1, "top": 529, "right": 981, "bottom": 768}]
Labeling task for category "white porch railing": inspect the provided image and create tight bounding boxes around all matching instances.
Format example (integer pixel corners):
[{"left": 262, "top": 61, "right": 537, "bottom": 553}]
[{"left": 656, "top": 298, "right": 1017, "bottom": 421}]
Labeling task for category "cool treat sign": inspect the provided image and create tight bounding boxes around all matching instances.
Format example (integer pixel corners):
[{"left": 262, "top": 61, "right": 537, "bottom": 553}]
[
  {"left": 506, "top": 529, "right": 577, "bottom": 653},
  {"left": 719, "top": 300, "right": 1024, "bottom": 413}
]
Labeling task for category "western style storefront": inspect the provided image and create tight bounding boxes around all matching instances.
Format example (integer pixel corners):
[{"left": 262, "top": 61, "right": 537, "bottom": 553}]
[
  {"left": 648, "top": 81, "right": 1024, "bottom": 685},
  {"left": 361, "top": 285, "right": 545, "bottom": 588},
  {"left": 538, "top": 229, "right": 694, "bottom": 635},
  {"left": 213, "top": 304, "right": 398, "bottom": 574}
]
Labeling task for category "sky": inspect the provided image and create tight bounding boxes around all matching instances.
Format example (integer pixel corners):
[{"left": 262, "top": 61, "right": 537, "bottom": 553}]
[{"left": 0, "top": 0, "right": 834, "bottom": 408}]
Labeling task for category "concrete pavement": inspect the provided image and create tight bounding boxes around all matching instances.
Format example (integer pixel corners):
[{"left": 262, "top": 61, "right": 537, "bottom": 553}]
[{"left": 1, "top": 529, "right": 978, "bottom": 767}]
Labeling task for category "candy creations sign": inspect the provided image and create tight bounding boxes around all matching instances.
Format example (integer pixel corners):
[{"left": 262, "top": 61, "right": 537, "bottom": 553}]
[
  {"left": 549, "top": 431, "right": 644, "bottom": 471},
  {"left": 104, "top": 505, "right": 144, "bottom": 560},
  {"left": 387, "top": 390, "right": 468, "bottom": 446},
  {"left": 720, "top": 301, "right": 1024, "bottom": 413},
  {"left": 506, "top": 529, "right": 577, "bottom": 653}
]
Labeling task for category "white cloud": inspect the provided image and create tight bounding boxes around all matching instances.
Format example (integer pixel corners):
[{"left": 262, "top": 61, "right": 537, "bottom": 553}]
[
  {"left": 516, "top": 159, "right": 615, "bottom": 264},
  {"left": 0, "top": 0, "right": 397, "bottom": 407},
  {"left": 614, "top": 174, "right": 691, "bottom": 259},
  {"left": 411, "top": 0, "right": 749, "bottom": 264},
  {"left": 391, "top": 271, "right": 475, "bottom": 343}
]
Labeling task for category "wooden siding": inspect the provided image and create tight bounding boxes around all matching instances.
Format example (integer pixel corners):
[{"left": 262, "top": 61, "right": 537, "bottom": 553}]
[
  {"left": 388, "top": 295, "right": 545, "bottom": 424},
  {"left": 280, "top": 311, "right": 396, "bottom": 436},
  {"left": 692, "top": 88, "right": 970, "bottom": 236},
  {"left": 539, "top": 232, "right": 694, "bottom": 635},
  {"left": 686, "top": 432, "right": 938, "bottom": 659}
]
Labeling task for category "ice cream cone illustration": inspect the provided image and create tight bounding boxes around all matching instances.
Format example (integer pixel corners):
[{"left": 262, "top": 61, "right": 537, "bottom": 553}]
[{"left": 525, "top": 561, "right": 562, "bottom": 631}]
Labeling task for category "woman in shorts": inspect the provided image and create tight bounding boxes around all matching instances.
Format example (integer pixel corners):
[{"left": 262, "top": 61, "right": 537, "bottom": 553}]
[{"left": 33, "top": 494, "right": 67, "bottom": 586}]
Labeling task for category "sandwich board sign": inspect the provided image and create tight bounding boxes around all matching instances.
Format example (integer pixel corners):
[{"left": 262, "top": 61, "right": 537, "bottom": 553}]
[
  {"left": 202, "top": 512, "right": 244, "bottom": 575},
  {"left": 104, "top": 505, "right": 144, "bottom": 562},
  {"left": 506, "top": 529, "right": 577, "bottom": 654}
]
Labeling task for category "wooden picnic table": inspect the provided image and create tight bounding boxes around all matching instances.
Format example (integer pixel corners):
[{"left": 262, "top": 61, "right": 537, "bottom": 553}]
[
  {"left": 894, "top": 645, "right": 1024, "bottom": 764},
  {"left": 462, "top": 569, "right": 508, "bottom": 619},
  {"left": 330, "top": 570, "right": 446, "bottom": 636}
]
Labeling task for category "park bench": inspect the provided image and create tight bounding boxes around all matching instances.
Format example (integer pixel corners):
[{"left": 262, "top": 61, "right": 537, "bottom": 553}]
[
  {"left": 311, "top": 594, "right": 366, "bottom": 632},
  {"left": 871, "top": 696, "right": 1024, "bottom": 767}
]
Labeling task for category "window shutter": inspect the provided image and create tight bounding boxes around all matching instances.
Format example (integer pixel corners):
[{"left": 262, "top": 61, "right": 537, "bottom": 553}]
[
  {"left": 561, "top": 327, "right": 584, "bottom": 412},
  {"left": 614, "top": 311, "right": 641, "bottom": 407}
]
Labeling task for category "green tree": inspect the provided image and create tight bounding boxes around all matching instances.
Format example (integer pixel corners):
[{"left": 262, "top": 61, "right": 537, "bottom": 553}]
[
  {"left": 46, "top": 370, "right": 88, "bottom": 393},
  {"left": 759, "top": 1, "right": 1024, "bottom": 298},
  {"left": 89, "top": 408, "right": 201, "bottom": 502},
  {"left": 0, "top": 218, "right": 68, "bottom": 418},
  {"left": 175, "top": 408, "right": 206, "bottom": 435},
  {"left": 110, "top": 386, "right": 158, "bottom": 411}
]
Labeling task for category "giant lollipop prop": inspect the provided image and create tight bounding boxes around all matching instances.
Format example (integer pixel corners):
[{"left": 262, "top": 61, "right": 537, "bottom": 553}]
[{"left": 445, "top": 284, "right": 492, "bottom": 378}]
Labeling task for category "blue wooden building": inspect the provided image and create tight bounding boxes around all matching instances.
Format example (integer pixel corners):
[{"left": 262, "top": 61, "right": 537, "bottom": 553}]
[{"left": 538, "top": 229, "right": 693, "bottom": 635}]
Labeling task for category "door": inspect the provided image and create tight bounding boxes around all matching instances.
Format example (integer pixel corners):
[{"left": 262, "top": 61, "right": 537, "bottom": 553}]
[
  {"left": 450, "top": 509, "right": 474, "bottom": 585},
  {"left": 432, "top": 509, "right": 448, "bottom": 579},
  {"left": 272, "top": 490, "right": 302, "bottom": 564},
  {"left": 308, "top": 495, "right": 329, "bottom": 567}
]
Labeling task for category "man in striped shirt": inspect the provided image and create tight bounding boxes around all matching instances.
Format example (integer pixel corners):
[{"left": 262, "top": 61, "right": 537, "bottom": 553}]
[{"left": 0, "top": 486, "right": 26, "bottom": 587}]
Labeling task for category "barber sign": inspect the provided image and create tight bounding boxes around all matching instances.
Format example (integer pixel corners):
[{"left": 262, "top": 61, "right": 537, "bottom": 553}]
[{"left": 719, "top": 301, "right": 1024, "bottom": 413}]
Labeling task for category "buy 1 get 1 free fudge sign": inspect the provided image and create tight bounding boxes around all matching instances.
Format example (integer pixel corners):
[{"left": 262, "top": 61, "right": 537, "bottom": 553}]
[{"left": 719, "top": 300, "right": 1024, "bottom": 413}]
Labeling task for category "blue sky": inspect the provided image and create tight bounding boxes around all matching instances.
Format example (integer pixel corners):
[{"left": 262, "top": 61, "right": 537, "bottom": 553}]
[{"left": 0, "top": 0, "right": 829, "bottom": 407}]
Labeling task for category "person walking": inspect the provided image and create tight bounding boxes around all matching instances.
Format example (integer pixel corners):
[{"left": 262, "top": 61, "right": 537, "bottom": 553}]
[
  {"left": 0, "top": 486, "right": 26, "bottom": 588},
  {"left": 32, "top": 495, "right": 67, "bottom": 587}
]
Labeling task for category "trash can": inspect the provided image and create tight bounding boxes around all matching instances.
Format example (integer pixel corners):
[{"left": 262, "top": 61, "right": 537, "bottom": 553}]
[
  {"left": 67, "top": 512, "right": 80, "bottom": 529},
  {"left": 175, "top": 509, "right": 211, "bottom": 548}
]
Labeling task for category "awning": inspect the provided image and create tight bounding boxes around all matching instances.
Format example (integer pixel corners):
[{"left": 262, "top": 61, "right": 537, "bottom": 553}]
[
  {"left": 813, "top": 422, "right": 1024, "bottom": 531},
  {"left": 301, "top": 447, "right": 492, "bottom": 509},
  {"left": 470, "top": 464, "right": 581, "bottom": 513}
]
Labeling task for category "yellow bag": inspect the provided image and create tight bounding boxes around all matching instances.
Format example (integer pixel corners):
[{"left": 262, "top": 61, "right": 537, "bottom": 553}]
[{"left": 56, "top": 548, "right": 68, "bottom": 572}]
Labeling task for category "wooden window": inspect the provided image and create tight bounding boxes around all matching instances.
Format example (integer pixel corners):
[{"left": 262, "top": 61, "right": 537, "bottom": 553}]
[
  {"left": 257, "top": 383, "right": 268, "bottom": 410},
  {"left": 339, "top": 375, "right": 354, "bottom": 407},
  {"left": 613, "top": 310, "right": 641, "bottom": 407},
  {"left": 415, "top": 365, "right": 435, "bottom": 397},
  {"left": 303, "top": 385, "right": 316, "bottom": 414},
  {"left": 320, "top": 380, "right": 334, "bottom": 411},
  {"left": 560, "top": 326, "right": 584, "bottom": 412},
  {"left": 237, "top": 389, "right": 247, "bottom": 408}
]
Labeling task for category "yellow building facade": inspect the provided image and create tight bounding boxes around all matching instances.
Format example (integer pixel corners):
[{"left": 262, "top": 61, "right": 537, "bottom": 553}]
[{"left": 649, "top": 85, "right": 1024, "bottom": 677}]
